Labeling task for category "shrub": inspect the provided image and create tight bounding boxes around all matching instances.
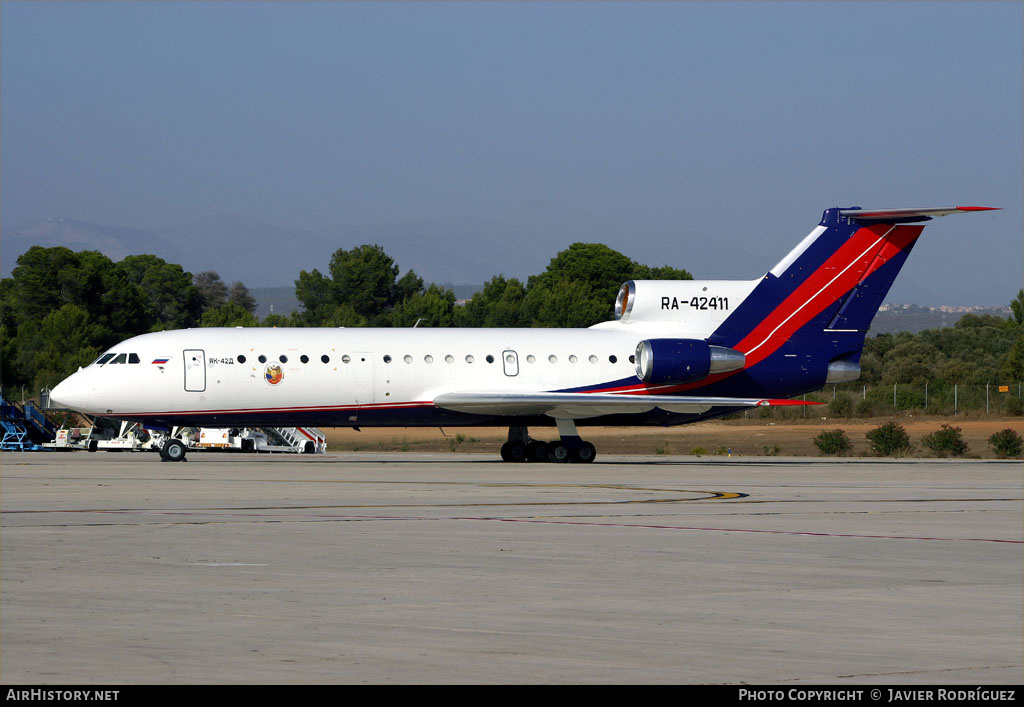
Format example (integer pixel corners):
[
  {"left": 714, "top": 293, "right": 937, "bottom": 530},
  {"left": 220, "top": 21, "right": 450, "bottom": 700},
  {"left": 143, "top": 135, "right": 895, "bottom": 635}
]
[
  {"left": 1005, "top": 396, "right": 1023, "bottom": 416},
  {"left": 763, "top": 444, "right": 781, "bottom": 456},
  {"left": 814, "top": 429, "right": 852, "bottom": 456},
  {"left": 989, "top": 428, "right": 1023, "bottom": 458},
  {"left": 921, "top": 424, "right": 969, "bottom": 457},
  {"left": 689, "top": 446, "right": 707, "bottom": 457},
  {"left": 828, "top": 393, "right": 853, "bottom": 418},
  {"left": 855, "top": 398, "right": 875, "bottom": 418},
  {"left": 866, "top": 421, "right": 913, "bottom": 457}
]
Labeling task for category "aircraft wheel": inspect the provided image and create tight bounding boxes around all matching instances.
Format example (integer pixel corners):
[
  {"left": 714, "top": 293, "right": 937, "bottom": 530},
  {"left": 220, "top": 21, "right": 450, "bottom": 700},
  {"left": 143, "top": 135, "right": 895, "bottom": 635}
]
[
  {"left": 500, "top": 440, "right": 527, "bottom": 462},
  {"left": 161, "top": 439, "right": 188, "bottom": 463},
  {"left": 570, "top": 442, "right": 597, "bottom": 464},
  {"left": 545, "top": 441, "right": 569, "bottom": 463},
  {"left": 526, "top": 440, "right": 548, "bottom": 462}
]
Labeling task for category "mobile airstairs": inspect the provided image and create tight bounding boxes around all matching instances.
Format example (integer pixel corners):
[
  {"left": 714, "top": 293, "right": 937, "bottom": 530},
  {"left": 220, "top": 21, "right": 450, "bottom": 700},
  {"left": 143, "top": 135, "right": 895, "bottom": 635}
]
[
  {"left": 1, "top": 392, "right": 59, "bottom": 451},
  {"left": 192, "top": 426, "right": 327, "bottom": 454}
]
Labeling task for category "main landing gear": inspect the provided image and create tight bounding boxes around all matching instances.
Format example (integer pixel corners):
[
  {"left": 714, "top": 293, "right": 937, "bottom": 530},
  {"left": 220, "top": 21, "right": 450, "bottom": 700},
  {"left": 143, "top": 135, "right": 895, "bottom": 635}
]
[{"left": 499, "top": 422, "right": 596, "bottom": 464}]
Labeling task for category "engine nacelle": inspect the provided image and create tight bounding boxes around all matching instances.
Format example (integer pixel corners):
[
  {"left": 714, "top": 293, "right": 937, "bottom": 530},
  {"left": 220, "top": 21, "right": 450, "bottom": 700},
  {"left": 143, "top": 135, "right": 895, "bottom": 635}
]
[
  {"left": 615, "top": 279, "right": 760, "bottom": 328},
  {"left": 635, "top": 338, "right": 746, "bottom": 385}
]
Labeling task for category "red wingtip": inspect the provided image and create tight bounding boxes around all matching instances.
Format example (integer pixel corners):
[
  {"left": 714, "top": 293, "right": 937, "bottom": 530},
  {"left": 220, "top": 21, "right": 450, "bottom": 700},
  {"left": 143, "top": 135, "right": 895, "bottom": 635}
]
[{"left": 955, "top": 206, "right": 1001, "bottom": 212}]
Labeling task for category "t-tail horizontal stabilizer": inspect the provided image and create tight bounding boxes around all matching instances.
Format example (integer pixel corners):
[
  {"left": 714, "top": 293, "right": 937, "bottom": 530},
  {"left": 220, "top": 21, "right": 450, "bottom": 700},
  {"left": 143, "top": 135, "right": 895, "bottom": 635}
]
[{"left": 838, "top": 206, "right": 1000, "bottom": 223}]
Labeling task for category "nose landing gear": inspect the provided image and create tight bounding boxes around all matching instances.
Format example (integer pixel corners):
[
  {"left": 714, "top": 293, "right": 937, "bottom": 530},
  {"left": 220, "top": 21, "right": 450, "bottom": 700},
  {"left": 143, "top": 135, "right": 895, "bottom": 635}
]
[{"left": 159, "top": 438, "right": 188, "bottom": 462}]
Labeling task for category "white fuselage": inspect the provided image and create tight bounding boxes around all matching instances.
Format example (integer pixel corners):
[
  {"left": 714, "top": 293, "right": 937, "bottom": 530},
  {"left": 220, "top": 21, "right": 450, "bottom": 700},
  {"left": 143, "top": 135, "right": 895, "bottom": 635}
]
[{"left": 52, "top": 325, "right": 662, "bottom": 423}]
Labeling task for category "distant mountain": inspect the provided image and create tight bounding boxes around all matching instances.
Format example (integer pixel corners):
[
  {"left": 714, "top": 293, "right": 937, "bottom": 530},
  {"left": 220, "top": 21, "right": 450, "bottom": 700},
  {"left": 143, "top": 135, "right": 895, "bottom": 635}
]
[
  {"left": 867, "top": 306, "right": 1011, "bottom": 336},
  {"left": 2, "top": 215, "right": 337, "bottom": 288},
  {"left": 155, "top": 215, "right": 337, "bottom": 287},
  {"left": 4, "top": 214, "right": 1011, "bottom": 314},
  {"left": 3, "top": 215, "right": 519, "bottom": 293},
  {"left": 250, "top": 287, "right": 300, "bottom": 319},
  {"left": 2, "top": 218, "right": 171, "bottom": 275}
]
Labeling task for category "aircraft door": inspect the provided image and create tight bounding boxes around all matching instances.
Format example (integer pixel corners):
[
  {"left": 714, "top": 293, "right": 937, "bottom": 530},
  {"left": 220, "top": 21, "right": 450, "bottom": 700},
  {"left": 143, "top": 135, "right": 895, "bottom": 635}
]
[
  {"left": 184, "top": 349, "right": 206, "bottom": 392},
  {"left": 502, "top": 350, "right": 519, "bottom": 377}
]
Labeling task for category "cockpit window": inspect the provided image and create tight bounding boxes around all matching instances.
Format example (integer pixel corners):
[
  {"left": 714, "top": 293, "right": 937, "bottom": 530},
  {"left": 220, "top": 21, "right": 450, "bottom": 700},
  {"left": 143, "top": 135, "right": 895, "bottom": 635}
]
[
  {"left": 95, "top": 353, "right": 116, "bottom": 366},
  {"left": 109, "top": 353, "right": 128, "bottom": 364},
  {"left": 128, "top": 353, "right": 140, "bottom": 364}
]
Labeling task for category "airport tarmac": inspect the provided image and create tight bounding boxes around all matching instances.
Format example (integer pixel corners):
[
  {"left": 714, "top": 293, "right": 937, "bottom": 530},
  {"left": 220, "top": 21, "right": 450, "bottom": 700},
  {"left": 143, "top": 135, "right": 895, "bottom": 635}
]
[{"left": 1, "top": 451, "right": 1021, "bottom": 684}]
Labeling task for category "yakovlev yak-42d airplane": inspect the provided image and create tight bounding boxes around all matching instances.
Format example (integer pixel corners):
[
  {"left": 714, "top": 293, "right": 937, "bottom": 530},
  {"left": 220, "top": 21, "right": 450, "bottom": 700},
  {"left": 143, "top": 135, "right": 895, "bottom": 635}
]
[{"left": 50, "top": 205, "right": 997, "bottom": 463}]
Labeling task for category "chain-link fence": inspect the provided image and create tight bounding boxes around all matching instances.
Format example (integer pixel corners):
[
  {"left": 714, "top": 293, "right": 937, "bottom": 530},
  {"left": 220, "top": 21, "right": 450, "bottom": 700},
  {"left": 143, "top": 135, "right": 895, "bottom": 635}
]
[{"left": 746, "top": 381, "right": 1024, "bottom": 419}]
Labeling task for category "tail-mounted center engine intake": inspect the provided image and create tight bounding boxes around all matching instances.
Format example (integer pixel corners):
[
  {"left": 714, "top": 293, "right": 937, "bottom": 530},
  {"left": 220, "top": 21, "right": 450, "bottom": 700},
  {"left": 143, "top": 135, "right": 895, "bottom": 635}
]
[{"left": 635, "top": 338, "right": 746, "bottom": 385}]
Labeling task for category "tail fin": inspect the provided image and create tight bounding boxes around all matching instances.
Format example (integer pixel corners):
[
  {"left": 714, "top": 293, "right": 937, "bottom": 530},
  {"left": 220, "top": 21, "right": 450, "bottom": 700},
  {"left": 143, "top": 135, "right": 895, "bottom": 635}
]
[{"left": 710, "top": 206, "right": 997, "bottom": 371}]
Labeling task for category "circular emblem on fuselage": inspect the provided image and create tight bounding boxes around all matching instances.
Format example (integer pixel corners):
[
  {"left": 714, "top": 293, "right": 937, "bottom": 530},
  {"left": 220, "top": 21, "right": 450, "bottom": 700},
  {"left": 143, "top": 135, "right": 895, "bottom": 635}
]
[{"left": 265, "top": 363, "right": 284, "bottom": 386}]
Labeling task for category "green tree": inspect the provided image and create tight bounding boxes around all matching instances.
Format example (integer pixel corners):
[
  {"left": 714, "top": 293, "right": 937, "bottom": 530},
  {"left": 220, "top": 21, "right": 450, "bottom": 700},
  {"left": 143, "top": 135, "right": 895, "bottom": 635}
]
[
  {"left": 200, "top": 302, "right": 260, "bottom": 328},
  {"left": 16, "top": 304, "right": 107, "bottom": 391},
  {"left": 294, "top": 244, "right": 422, "bottom": 326},
  {"left": 389, "top": 284, "right": 456, "bottom": 328},
  {"left": 524, "top": 278, "right": 613, "bottom": 328},
  {"left": 393, "top": 271, "right": 425, "bottom": 305},
  {"left": 0, "top": 278, "right": 17, "bottom": 388},
  {"left": 1002, "top": 332, "right": 1024, "bottom": 382},
  {"left": 118, "top": 254, "right": 203, "bottom": 329},
  {"left": 193, "top": 271, "right": 228, "bottom": 311},
  {"left": 528, "top": 243, "right": 638, "bottom": 307},
  {"left": 3, "top": 247, "right": 157, "bottom": 388},
  {"left": 454, "top": 275, "right": 527, "bottom": 328},
  {"left": 1010, "top": 289, "right": 1024, "bottom": 326},
  {"left": 9, "top": 246, "right": 98, "bottom": 323},
  {"left": 262, "top": 313, "right": 292, "bottom": 328},
  {"left": 634, "top": 264, "right": 694, "bottom": 281},
  {"left": 880, "top": 340, "right": 943, "bottom": 384},
  {"left": 293, "top": 269, "right": 334, "bottom": 326},
  {"left": 322, "top": 303, "right": 368, "bottom": 328},
  {"left": 522, "top": 243, "right": 692, "bottom": 328},
  {"left": 228, "top": 281, "right": 257, "bottom": 314},
  {"left": 329, "top": 244, "right": 401, "bottom": 320}
]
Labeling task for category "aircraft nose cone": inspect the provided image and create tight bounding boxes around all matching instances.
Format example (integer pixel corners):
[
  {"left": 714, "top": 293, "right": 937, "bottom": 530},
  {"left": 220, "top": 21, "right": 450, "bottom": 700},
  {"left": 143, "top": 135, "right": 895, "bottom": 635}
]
[{"left": 50, "top": 373, "right": 92, "bottom": 412}]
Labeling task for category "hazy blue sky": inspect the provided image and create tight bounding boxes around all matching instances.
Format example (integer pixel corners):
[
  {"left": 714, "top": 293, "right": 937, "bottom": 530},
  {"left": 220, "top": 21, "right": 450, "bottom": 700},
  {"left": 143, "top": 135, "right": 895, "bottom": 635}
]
[{"left": 3, "top": 2, "right": 1021, "bottom": 305}]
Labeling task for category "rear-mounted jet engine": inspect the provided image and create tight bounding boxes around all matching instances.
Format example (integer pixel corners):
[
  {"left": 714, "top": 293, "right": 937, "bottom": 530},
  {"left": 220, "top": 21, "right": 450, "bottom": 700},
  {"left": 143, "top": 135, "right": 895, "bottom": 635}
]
[{"left": 635, "top": 338, "right": 745, "bottom": 385}]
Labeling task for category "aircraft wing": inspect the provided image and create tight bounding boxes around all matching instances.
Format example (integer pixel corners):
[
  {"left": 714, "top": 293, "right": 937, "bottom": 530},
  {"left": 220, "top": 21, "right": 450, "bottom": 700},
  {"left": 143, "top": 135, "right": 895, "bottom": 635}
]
[{"left": 433, "top": 392, "right": 815, "bottom": 419}]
